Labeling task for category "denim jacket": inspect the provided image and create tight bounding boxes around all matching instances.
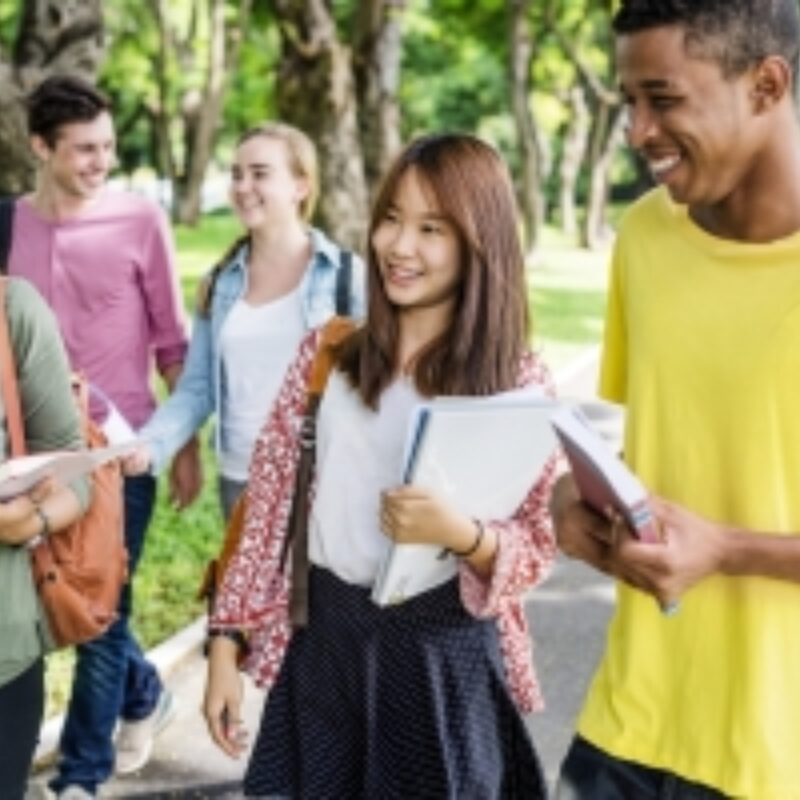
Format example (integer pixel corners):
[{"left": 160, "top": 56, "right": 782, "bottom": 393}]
[{"left": 140, "top": 227, "right": 365, "bottom": 472}]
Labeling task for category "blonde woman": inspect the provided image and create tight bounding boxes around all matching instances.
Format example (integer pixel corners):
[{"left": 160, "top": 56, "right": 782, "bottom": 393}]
[{"left": 132, "top": 123, "right": 365, "bottom": 518}]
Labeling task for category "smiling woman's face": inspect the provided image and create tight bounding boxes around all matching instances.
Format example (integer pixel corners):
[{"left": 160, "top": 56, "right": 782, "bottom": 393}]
[
  {"left": 228, "top": 135, "right": 308, "bottom": 231},
  {"left": 371, "top": 167, "right": 462, "bottom": 315}
]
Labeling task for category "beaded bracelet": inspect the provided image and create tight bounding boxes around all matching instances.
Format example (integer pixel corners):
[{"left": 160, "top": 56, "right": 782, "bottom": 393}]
[{"left": 448, "top": 519, "right": 485, "bottom": 558}]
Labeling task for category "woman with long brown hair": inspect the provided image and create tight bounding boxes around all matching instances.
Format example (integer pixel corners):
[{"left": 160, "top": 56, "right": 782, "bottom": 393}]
[{"left": 203, "top": 133, "right": 558, "bottom": 798}]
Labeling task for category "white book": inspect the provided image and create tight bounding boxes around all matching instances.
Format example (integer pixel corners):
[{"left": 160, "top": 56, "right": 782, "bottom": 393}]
[
  {"left": 371, "top": 387, "right": 559, "bottom": 606},
  {"left": 0, "top": 441, "right": 139, "bottom": 502}
]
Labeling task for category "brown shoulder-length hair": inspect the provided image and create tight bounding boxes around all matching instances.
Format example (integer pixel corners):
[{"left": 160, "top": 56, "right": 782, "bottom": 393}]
[{"left": 337, "top": 132, "right": 530, "bottom": 408}]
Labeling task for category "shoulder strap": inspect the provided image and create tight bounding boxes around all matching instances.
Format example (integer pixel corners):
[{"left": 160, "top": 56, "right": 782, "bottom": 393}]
[
  {"left": 0, "top": 197, "right": 17, "bottom": 274},
  {"left": 282, "top": 315, "right": 357, "bottom": 627},
  {"left": 0, "top": 279, "right": 26, "bottom": 456},
  {"left": 308, "top": 316, "right": 357, "bottom": 397},
  {"left": 334, "top": 250, "right": 353, "bottom": 317}
]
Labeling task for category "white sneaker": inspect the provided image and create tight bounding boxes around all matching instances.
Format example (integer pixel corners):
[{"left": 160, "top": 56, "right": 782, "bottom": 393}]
[
  {"left": 57, "top": 787, "right": 95, "bottom": 800},
  {"left": 114, "top": 688, "right": 176, "bottom": 775}
]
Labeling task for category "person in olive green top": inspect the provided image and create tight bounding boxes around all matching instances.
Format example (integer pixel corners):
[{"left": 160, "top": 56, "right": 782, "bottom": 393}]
[{"left": 0, "top": 277, "right": 91, "bottom": 800}]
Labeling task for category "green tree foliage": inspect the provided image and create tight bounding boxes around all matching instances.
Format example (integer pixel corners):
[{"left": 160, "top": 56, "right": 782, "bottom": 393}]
[
  {"left": 221, "top": 4, "right": 279, "bottom": 147},
  {"left": 99, "top": 0, "right": 278, "bottom": 179},
  {"left": 401, "top": 0, "right": 508, "bottom": 136},
  {"left": 0, "top": 0, "right": 631, "bottom": 234},
  {"left": 101, "top": 1, "right": 160, "bottom": 173}
]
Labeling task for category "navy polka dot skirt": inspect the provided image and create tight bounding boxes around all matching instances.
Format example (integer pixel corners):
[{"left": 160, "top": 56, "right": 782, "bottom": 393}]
[{"left": 244, "top": 566, "right": 547, "bottom": 799}]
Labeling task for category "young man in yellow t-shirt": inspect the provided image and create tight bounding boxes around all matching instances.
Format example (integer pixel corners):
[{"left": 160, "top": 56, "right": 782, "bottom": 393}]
[{"left": 551, "top": 2, "right": 800, "bottom": 798}]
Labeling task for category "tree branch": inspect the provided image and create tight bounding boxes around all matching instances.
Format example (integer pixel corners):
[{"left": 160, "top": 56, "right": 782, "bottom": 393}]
[{"left": 550, "top": 24, "right": 619, "bottom": 107}]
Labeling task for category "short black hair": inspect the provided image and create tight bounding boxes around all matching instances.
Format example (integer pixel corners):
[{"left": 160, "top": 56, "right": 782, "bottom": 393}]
[
  {"left": 26, "top": 75, "right": 111, "bottom": 148},
  {"left": 613, "top": 0, "right": 800, "bottom": 81}
]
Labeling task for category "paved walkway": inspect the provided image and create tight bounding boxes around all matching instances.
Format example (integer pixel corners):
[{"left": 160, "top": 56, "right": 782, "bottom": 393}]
[{"left": 29, "top": 349, "right": 615, "bottom": 799}]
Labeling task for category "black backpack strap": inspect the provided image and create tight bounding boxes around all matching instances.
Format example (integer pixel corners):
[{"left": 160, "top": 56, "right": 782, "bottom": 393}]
[
  {"left": 0, "top": 197, "right": 16, "bottom": 274},
  {"left": 335, "top": 250, "right": 353, "bottom": 317}
]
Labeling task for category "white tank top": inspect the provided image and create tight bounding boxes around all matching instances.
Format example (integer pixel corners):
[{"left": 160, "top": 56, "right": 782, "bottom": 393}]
[{"left": 218, "top": 290, "right": 305, "bottom": 479}]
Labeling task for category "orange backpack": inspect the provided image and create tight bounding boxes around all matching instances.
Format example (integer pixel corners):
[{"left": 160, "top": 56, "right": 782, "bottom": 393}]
[
  {"left": 199, "top": 316, "right": 357, "bottom": 629},
  {"left": 0, "top": 279, "right": 127, "bottom": 648}
]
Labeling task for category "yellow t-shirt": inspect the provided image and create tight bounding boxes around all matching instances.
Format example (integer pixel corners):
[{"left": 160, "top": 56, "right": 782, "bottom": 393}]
[{"left": 578, "top": 188, "right": 800, "bottom": 799}]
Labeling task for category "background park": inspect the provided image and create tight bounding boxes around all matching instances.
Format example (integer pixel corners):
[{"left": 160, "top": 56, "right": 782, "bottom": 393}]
[{"left": 0, "top": 0, "right": 639, "bottom": 726}]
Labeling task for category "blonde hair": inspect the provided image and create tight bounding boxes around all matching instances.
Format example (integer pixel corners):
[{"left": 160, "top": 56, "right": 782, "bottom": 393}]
[{"left": 238, "top": 122, "right": 319, "bottom": 222}]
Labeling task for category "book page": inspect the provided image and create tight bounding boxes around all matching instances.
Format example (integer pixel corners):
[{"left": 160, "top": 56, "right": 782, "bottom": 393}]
[{"left": 0, "top": 441, "right": 140, "bottom": 502}]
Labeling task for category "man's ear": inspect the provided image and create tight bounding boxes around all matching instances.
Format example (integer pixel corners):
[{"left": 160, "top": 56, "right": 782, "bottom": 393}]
[
  {"left": 30, "top": 134, "right": 52, "bottom": 163},
  {"left": 750, "top": 55, "right": 792, "bottom": 112}
]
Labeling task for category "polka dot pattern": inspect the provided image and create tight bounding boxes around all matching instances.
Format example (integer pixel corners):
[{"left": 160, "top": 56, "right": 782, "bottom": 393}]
[{"left": 244, "top": 567, "right": 547, "bottom": 799}]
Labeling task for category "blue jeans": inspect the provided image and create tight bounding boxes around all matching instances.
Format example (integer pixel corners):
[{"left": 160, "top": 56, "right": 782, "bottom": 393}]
[
  {"left": 557, "top": 737, "right": 728, "bottom": 800},
  {"left": 51, "top": 476, "right": 163, "bottom": 794}
]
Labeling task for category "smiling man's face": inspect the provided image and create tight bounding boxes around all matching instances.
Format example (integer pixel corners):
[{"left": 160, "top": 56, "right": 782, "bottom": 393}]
[{"left": 617, "top": 24, "right": 764, "bottom": 208}]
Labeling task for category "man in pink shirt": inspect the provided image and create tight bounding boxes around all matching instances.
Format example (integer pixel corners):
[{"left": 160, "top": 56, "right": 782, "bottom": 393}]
[{"left": 6, "top": 76, "right": 199, "bottom": 800}]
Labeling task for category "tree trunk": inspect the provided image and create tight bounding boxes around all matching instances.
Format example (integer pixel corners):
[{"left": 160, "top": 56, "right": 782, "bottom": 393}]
[
  {"left": 173, "top": 0, "right": 253, "bottom": 225},
  {"left": 174, "top": 0, "right": 226, "bottom": 225},
  {"left": 0, "top": 0, "right": 104, "bottom": 195},
  {"left": 559, "top": 85, "right": 590, "bottom": 239},
  {"left": 352, "top": 0, "right": 405, "bottom": 201},
  {"left": 507, "top": 0, "right": 545, "bottom": 256},
  {"left": 582, "top": 105, "right": 625, "bottom": 250},
  {"left": 273, "top": 0, "right": 369, "bottom": 252},
  {"left": 147, "top": 0, "right": 177, "bottom": 185}
]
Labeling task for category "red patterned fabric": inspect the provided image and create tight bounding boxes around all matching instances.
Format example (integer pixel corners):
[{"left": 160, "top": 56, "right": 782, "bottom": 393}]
[{"left": 211, "top": 328, "right": 560, "bottom": 714}]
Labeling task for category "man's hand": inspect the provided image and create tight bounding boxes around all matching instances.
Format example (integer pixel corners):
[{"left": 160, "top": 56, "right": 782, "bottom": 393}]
[
  {"left": 612, "top": 496, "right": 727, "bottom": 607},
  {"left": 121, "top": 443, "right": 153, "bottom": 476},
  {"left": 550, "top": 473, "right": 617, "bottom": 574},
  {"left": 169, "top": 438, "right": 203, "bottom": 510}
]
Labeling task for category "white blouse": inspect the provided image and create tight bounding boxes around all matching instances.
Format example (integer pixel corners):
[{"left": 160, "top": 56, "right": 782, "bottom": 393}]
[{"left": 309, "top": 369, "right": 421, "bottom": 586}]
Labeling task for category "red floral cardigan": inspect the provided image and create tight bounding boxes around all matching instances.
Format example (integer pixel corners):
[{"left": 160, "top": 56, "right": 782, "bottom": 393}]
[{"left": 211, "top": 328, "right": 560, "bottom": 714}]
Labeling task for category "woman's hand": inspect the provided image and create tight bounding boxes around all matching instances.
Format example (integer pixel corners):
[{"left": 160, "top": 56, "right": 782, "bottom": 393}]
[
  {"left": 0, "top": 495, "right": 37, "bottom": 545},
  {"left": 203, "top": 636, "right": 248, "bottom": 759},
  {"left": 380, "top": 485, "right": 477, "bottom": 552},
  {"left": 0, "top": 478, "right": 55, "bottom": 546}
]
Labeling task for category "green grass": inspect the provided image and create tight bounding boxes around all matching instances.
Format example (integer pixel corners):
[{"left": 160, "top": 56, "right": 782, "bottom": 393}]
[
  {"left": 529, "top": 226, "right": 609, "bottom": 370},
  {"left": 44, "top": 212, "right": 610, "bottom": 719},
  {"left": 173, "top": 211, "right": 242, "bottom": 308}
]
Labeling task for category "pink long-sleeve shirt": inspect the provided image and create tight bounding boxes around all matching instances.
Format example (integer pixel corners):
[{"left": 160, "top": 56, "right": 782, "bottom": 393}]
[
  {"left": 211, "top": 328, "right": 560, "bottom": 714},
  {"left": 9, "top": 192, "right": 188, "bottom": 429}
]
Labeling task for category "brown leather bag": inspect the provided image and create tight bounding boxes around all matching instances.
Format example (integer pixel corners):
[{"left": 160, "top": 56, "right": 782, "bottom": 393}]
[
  {"left": 0, "top": 279, "right": 127, "bottom": 647},
  {"left": 198, "top": 316, "right": 357, "bottom": 629}
]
